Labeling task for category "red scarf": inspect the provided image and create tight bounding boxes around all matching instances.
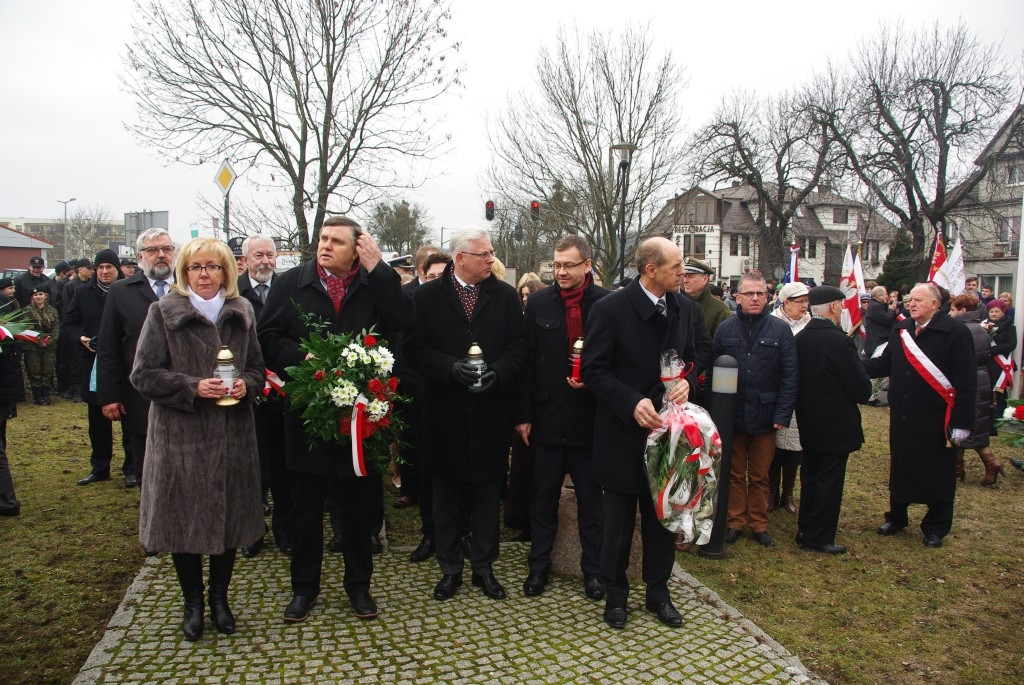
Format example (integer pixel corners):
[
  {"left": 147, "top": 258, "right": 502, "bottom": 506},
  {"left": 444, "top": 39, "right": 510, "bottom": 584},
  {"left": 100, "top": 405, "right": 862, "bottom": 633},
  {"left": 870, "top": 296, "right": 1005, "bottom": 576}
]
[
  {"left": 317, "top": 262, "right": 359, "bottom": 314},
  {"left": 559, "top": 273, "right": 591, "bottom": 345}
]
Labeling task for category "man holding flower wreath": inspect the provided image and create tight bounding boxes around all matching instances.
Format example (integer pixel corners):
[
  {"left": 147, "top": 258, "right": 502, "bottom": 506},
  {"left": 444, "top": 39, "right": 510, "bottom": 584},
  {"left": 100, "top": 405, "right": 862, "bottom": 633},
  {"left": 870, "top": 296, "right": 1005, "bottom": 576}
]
[{"left": 259, "top": 216, "right": 415, "bottom": 623}]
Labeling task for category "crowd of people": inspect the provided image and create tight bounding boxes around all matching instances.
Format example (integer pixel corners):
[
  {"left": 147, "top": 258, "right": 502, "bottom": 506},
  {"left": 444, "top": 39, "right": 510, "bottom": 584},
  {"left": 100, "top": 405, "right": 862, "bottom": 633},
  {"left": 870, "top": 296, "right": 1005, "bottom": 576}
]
[{"left": 0, "top": 223, "right": 1016, "bottom": 639}]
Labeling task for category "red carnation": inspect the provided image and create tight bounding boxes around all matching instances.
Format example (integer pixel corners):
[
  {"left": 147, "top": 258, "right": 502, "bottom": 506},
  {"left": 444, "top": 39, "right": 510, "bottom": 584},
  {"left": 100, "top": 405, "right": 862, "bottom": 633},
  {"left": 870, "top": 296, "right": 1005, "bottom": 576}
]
[
  {"left": 363, "top": 334, "right": 377, "bottom": 347},
  {"left": 1014, "top": 405, "right": 1024, "bottom": 421},
  {"left": 314, "top": 369, "right": 326, "bottom": 382},
  {"left": 387, "top": 376, "right": 399, "bottom": 392},
  {"left": 378, "top": 416, "right": 390, "bottom": 428},
  {"left": 368, "top": 378, "right": 383, "bottom": 394},
  {"left": 335, "top": 369, "right": 342, "bottom": 377}
]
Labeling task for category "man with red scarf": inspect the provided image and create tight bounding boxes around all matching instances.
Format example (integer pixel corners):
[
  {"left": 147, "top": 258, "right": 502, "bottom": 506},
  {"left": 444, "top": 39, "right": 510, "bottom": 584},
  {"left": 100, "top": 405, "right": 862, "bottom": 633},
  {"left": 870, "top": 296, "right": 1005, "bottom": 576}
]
[{"left": 514, "top": 235, "right": 610, "bottom": 600}]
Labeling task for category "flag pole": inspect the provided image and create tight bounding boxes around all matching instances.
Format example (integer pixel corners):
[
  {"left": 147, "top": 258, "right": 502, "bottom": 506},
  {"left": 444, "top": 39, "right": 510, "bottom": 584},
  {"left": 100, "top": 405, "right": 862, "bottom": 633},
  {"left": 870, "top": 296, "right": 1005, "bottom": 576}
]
[{"left": 1013, "top": 193, "right": 1024, "bottom": 400}]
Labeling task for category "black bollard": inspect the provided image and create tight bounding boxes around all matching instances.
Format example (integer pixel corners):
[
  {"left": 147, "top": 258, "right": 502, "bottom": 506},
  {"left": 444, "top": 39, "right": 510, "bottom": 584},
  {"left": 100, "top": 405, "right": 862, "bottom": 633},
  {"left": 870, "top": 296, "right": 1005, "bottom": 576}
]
[{"left": 698, "top": 355, "right": 738, "bottom": 560}]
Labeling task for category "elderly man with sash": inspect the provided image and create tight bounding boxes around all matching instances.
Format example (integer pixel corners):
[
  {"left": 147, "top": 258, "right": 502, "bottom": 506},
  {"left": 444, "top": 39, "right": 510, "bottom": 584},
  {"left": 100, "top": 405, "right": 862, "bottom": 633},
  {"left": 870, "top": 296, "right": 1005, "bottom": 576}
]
[{"left": 863, "top": 282, "right": 975, "bottom": 548}]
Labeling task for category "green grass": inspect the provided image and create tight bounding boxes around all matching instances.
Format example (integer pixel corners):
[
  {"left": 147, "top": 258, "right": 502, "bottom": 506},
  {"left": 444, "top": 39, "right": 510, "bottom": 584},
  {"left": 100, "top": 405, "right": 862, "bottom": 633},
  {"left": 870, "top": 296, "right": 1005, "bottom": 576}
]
[{"left": 2, "top": 401, "right": 1023, "bottom": 684}]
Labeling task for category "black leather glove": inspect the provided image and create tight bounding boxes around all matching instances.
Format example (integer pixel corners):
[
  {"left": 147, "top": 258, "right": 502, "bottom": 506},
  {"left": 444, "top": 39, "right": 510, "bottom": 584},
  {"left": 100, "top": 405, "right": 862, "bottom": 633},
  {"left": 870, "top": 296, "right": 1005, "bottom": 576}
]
[
  {"left": 450, "top": 360, "right": 481, "bottom": 387},
  {"left": 470, "top": 369, "right": 497, "bottom": 393}
]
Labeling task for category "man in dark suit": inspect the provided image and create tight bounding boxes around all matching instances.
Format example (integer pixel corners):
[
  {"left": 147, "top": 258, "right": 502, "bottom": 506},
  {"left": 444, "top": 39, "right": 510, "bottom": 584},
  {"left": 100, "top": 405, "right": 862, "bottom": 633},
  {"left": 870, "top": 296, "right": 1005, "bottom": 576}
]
[
  {"left": 862, "top": 285, "right": 897, "bottom": 358},
  {"left": 864, "top": 282, "right": 976, "bottom": 548},
  {"left": 97, "top": 228, "right": 176, "bottom": 486},
  {"left": 515, "top": 235, "right": 608, "bottom": 599},
  {"left": 236, "top": 234, "right": 292, "bottom": 558},
  {"left": 794, "top": 286, "right": 872, "bottom": 554},
  {"left": 404, "top": 227, "right": 527, "bottom": 602},
  {"left": 581, "top": 237, "right": 706, "bottom": 630},
  {"left": 259, "top": 216, "right": 415, "bottom": 623}
]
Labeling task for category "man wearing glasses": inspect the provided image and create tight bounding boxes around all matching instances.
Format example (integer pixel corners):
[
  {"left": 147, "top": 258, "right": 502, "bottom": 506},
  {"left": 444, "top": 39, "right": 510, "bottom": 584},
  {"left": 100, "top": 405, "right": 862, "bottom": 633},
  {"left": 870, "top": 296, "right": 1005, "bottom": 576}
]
[
  {"left": 515, "top": 235, "right": 609, "bottom": 600},
  {"left": 712, "top": 272, "right": 798, "bottom": 549},
  {"left": 97, "top": 228, "right": 176, "bottom": 488},
  {"left": 404, "top": 227, "right": 527, "bottom": 602}
]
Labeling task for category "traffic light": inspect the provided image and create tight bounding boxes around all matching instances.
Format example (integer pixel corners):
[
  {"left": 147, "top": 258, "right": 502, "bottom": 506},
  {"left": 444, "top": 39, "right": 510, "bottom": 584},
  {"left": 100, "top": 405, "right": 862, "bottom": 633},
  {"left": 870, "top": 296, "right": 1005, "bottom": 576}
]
[
  {"left": 530, "top": 200, "right": 540, "bottom": 223},
  {"left": 485, "top": 200, "right": 495, "bottom": 221}
]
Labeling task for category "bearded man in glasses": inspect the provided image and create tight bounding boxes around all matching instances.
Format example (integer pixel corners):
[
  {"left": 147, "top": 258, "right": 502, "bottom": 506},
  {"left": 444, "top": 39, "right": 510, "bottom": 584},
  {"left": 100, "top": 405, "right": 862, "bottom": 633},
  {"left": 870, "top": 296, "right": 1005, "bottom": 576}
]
[
  {"left": 97, "top": 228, "right": 177, "bottom": 487},
  {"left": 712, "top": 271, "right": 799, "bottom": 549}
]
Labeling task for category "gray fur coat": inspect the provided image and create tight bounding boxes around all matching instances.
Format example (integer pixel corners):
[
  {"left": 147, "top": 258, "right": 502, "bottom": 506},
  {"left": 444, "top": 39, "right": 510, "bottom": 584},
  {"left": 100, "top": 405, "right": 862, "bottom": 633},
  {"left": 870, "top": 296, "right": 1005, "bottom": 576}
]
[{"left": 130, "top": 292, "right": 265, "bottom": 554}]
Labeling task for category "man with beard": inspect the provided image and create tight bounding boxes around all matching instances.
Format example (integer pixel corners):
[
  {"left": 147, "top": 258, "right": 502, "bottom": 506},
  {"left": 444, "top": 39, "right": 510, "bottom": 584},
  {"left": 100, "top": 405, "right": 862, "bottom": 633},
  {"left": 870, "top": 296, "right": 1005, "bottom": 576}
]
[
  {"left": 237, "top": 234, "right": 292, "bottom": 557},
  {"left": 97, "top": 228, "right": 176, "bottom": 486},
  {"left": 65, "top": 250, "right": 125, "bottom": 485}
]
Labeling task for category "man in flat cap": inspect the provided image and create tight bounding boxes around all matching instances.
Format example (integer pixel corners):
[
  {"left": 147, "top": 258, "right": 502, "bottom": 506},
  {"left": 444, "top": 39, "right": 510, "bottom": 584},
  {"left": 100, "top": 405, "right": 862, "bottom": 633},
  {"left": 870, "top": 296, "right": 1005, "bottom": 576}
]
[
  {"left": 14, "top": 256, "right": 50, "bottom": 308},
  {"left": 793, "top": 286, "right": 871, "bottom": 553}
]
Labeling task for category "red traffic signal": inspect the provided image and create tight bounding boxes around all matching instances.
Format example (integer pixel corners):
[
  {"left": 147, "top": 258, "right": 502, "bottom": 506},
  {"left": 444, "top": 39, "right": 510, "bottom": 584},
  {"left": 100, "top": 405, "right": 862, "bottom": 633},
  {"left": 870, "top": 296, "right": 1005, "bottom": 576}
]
[
  {"left": 485, "top": 200, "right": 495, "bottom": 221},
  {"left": 530, "top": 200, "right": 540, "bottom": 223}
]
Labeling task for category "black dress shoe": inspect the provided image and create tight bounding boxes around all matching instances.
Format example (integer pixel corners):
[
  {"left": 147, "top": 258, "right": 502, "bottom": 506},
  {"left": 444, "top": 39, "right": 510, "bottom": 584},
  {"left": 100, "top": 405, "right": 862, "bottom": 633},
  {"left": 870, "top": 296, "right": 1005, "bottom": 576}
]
[
  {"left": 241, "top": 536, "right": 264, "bottom": 558},
  {"left": 603, "top": 606, "right": 627, "bottom": 629},
  {"left": 393, "top": 495, "right": 417, "bottom": 509},
  {"left": 370, "top": 533, "right": 384, "bottom": 555},
  {"left": 522, "top": 570, "right": 548, "bottom": 597},
  {"left": 584, "top": 575, "right": 605, "bottom": 600},
  {"left": 645, "top": 600, "right": 683, "bottom": 627},
  {"left": 327, "top": 533, "right": 343, "bottom": 553},
  {"left": 877, "top": 521, "right": 906, "bottom": 536},
  {"left": 182, "top": 604, "right": 204, "bottom": 641},
  {"left": 433, "top": 574, "right": 463, "bottom": 600},
  {"left": 798, "top": 540, "right": 847, "bottom": 554},
  {"left": 409, "top": 536, "right": 435, "bottom": 563},
  {"left": 752, "top": 531, "right": 776, "bottom": 549},
  {"left": 124, "top": 474, "right": 138, "bottom": 488},
  {"left": 276, "top": 538, "right": 293, "bottom": 555},
  {"left": 923, "top": 534, "right": 943, "bottom": 548},
  {"left": 350, "top": 592, "right": 378, "bottom": 619},
  {"left": 283, "top": 595, "right": 317, "bottom": 622},
  {"left": 724, "top": 528, "right": 742, "bottom": 544},
  {"left": 472, "top": 572, "right": 506, "bottom": 599},
  {"left": 263, "top": 501, "right": 272, "bottom": 516},
  {"left": 77, "top": 472, "right": 110, "bottom": 486}
]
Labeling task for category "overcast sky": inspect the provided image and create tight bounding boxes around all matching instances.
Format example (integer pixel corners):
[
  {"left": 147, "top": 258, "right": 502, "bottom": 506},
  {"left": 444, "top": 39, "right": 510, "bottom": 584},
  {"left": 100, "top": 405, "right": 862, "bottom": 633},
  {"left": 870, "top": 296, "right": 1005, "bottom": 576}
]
[{"left": 1, "top": 0, "right": 1021, "bottom": 246}]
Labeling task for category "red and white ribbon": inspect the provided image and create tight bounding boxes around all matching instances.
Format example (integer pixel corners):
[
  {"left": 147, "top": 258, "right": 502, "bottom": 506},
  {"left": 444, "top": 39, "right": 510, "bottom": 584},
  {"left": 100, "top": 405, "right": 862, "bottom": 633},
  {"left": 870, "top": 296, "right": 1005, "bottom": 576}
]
[
  {"left": 899, "top": 328, "right": 955, "bottom": 436},
  {"left": 994, "top": 353, "right": 1015, "bottom": 392},
  {"left": 263, "top": 369, "right": 286, "bottom": 397},
  {"left": 350, "top": 393, "right": 370, "bottom": 477}
]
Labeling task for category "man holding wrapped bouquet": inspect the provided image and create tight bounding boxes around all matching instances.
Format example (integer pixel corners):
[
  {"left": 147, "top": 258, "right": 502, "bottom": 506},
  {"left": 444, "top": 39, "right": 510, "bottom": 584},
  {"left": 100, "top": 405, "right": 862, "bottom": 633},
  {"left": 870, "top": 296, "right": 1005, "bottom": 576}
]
[
  {"left": 404, "top": 227, "right": 527, "bottom": 602},
  {"left": 259, "top": 216, "right": 415, "bottom": 623},
  {"left": 581, "top": 237, "right": 709, "bottom": 630}
]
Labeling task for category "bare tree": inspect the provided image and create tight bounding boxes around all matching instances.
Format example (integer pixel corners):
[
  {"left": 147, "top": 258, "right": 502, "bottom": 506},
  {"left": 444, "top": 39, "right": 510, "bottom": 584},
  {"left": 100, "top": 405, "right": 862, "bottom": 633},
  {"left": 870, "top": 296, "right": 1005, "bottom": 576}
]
[
  {"left": 485, "top": 24, "right": 687, "bottom": 285},
  {"left": 828, "top": 20, "right": 1021, "bottom": 278},
  {"left": 366, "top": 200, "right": 431, "bottom": 256},
  {"left": 124, "top": 0, "right": 461, "bottom": 258},
  {"left": 687, "top": 83, "right": 847, "bottom": 274},
  {"left": 52, "top": 206, "right": 119, "bottom": 261}
]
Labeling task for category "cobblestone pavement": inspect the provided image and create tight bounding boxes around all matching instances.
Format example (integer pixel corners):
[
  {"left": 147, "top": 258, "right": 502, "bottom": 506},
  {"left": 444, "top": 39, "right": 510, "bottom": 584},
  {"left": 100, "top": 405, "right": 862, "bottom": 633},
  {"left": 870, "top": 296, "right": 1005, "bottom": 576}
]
[{"left": 73, "top": 542, "right": 827, "bottom": 685}]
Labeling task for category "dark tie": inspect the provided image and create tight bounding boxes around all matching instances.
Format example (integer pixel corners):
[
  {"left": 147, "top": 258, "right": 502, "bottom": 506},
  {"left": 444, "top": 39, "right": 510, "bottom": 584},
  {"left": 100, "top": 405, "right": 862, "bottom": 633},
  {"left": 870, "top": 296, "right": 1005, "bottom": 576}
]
[
  {"left": 154, "top": 280, "right": 167, "bottom": 298},
  {"left": 255, "top": 283, "right": 269, "bottom": 303},
  {"left": 656, "top": 298, "right": 667, "bottom": 317},
  {"left": 915, "top": 323, "right": 923, "bottom": 336}
]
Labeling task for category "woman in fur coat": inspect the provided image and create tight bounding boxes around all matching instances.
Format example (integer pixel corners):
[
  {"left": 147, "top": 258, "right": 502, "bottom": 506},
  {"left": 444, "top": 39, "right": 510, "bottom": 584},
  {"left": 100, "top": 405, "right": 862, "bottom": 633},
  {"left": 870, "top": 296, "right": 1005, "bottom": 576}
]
[{"left": 130, "top": 238, "right": 265, "bottom": 641}]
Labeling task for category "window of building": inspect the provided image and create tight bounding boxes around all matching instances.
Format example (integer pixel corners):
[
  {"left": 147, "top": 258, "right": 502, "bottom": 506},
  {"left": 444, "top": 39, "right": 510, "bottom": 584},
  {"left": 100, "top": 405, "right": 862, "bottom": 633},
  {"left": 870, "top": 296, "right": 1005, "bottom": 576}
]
[
  {"left": 683, "top": 234, "right": 706, "bottom": 259},
  {"left": 741, "top": 236, "right": 751, "bottom": 257},
  {"left": 870, "top": 240, "right": 880, "bottom": 266},
  {"left": 1009, "top": 164, "right": 1024, "bottom": 186},
  {"left": 803, "top": 238, "right": 816, "bottom": 259},
  {"left": 833, "top": 207, "right": 848, "bottom": 224},
  {"left": 729, "top": 234, "right": 739, "bottom": 256},
  {"left": 997, "top": 216, "right": 1021, "bottom": 245}
]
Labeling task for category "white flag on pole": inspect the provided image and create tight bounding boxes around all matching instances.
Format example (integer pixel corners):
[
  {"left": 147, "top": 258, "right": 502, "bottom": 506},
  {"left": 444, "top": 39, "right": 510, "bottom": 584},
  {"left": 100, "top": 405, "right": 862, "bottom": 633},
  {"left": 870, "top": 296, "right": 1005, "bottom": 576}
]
[{"left": 932, "top": 230, "right": 966, "bottom": 296}]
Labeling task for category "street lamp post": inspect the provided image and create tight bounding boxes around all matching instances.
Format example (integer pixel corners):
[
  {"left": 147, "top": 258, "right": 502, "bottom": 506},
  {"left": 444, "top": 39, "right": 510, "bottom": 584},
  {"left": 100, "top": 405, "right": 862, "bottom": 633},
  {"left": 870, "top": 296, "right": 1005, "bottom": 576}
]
[
  {"left": 57, "top": 197, "right": 77, "bottom": 261},
  {"left": 610, "top": 143, "right": 636, "bottom": 284}
]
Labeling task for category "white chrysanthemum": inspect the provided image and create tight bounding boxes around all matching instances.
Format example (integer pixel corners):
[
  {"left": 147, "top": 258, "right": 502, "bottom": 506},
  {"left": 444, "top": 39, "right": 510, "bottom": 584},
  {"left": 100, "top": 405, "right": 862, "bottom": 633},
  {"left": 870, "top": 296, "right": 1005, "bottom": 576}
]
[
  {"left": 330, "top": 380, "right": 359, "bottom": 407},
  {"left": 343, "top": 348, "right": 362, "bottom": 368},
  {"left": 367, "top": 398, "right": 390, "bottom": 422},
  {"left": 1004, "top": 407, "right": 1016, "bottom": 421},
  {"left": 371, "top": 347, "right": 395, "bottom": 374}
]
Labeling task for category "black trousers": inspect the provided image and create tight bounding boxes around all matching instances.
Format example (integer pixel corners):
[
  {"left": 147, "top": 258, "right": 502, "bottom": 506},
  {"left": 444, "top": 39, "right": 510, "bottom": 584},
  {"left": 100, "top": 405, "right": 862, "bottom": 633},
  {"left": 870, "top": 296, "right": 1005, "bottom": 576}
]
[
  {"left": 797, "top": 450, "right": 850, "bottom": 545},
  {"left": 600, "top": 488, "right": 674, "bottom": 609},
  {"left": 253, "top": 404, "right": 292, "bottom": 544},
  {"left": 87, "top": 403, "right": 113, "bottom": 476},
  {"left": 126, "top": 431, "right": 147, "bottom": 482},
  {"left": 433, "top": 475, "right": 500, "bottom": 576},
  {"left": 289, "top": 471, "right": 373, "bottom": 599},
  {"left": 886, "top": 498, "right": 954, "bottom": 539},
  {"left": 528, "top": 443, "right": 603, "bottom": 576},
  {"left": 0, "top": 418, "right": 15, "bottom": 500}
]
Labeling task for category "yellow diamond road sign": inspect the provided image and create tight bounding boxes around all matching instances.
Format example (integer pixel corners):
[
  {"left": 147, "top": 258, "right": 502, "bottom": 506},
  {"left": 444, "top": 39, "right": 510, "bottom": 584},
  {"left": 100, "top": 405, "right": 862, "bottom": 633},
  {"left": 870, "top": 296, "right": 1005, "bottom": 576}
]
[{"left": 214, "top": 160, "right": 237, "bottom": 197}]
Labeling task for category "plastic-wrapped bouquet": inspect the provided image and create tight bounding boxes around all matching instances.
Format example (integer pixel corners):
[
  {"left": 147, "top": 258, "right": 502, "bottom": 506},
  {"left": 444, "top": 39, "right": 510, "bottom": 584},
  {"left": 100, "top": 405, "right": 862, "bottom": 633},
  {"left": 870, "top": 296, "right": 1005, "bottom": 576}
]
[{"left": 643, "top": 350, "right": 722, "bottom": 545}]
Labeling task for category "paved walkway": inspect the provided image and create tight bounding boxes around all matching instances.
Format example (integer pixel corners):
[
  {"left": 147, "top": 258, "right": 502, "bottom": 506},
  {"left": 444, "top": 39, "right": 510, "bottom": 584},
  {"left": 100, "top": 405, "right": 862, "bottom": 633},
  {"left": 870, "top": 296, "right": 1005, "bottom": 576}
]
[{"left": 73, "top": 542, "right": 827, "bottom": 685}]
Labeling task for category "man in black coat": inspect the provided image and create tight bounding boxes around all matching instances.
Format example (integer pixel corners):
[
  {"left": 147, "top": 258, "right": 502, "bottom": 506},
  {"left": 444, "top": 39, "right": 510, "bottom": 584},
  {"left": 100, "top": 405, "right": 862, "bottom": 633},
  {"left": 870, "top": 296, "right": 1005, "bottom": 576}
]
[
  {"left": 864, "top": 282, "right": 976, "bottom": 548},
  {"left": 404, "top": 227, "right": 527, "bottom": 602},
  {"left": 236, "top": 234, "right": 293, "bottom": 558},
  {"left": 794, "top": 286, "right": 871, "bottom": 554},
  {"left": 581, "top": 237, "right": 704, "bottom": 630},
  {"left": 862, "top": 286, "right": 897, "bottom": 358},
  {"left": 14, "top": 256, "right": 49, "bottom": 308},
  {"left": 515, "top": 235, "right": 609, "bottom": 600},
  {"left": 65, "top": 250, "right": 125, "bottom": 485},
  {"left": 97, "top": 228, "right": 176, "bottom": 486},
  {"left": 259, "top": 216, "right": 415, "bottom": 623}
]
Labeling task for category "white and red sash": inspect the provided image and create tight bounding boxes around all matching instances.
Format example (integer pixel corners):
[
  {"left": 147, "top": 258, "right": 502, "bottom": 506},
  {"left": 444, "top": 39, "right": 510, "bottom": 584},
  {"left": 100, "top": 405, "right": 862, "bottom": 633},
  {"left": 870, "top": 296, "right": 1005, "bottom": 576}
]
[
  {"left": 349, "top": 393, "right": 370, "bottom": 477},
  {"left": 994, "top": 353, "right": 1015, "bottom": 392},
  {"left": 899, "top": 328, "right": 955, "bottom": 436}
]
